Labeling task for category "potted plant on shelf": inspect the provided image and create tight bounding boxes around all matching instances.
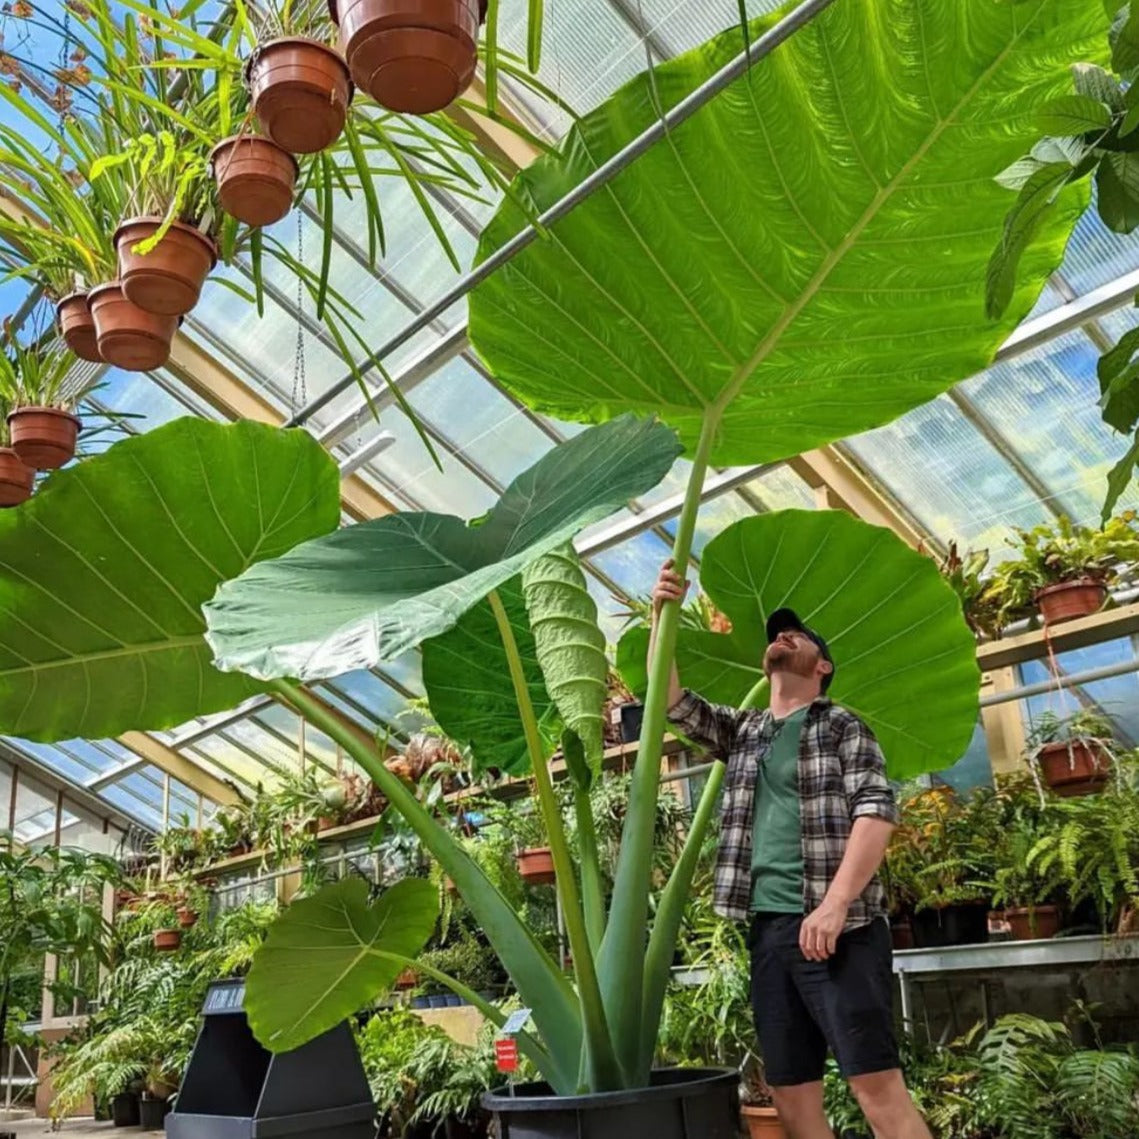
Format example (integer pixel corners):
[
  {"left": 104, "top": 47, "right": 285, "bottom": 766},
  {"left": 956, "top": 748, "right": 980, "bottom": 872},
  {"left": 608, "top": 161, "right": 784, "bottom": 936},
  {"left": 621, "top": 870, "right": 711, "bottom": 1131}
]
[
  {"left": 1026, "top": 708, "right": 1117, "bottom": 798},
  {"left": 986, "top": 808, "right": 1063, "bottom": 941},
  {"left": 939, "top": 542, "right": 1004, "bottom": 640},
  {"left": 897, "top": 787, "right": 994, "bottom": 948},
  {"left": 0, "top": 332, "right": 82, "bottom": 470},
  {"left": 507, "top": 806, "right": 556, "bottom": 886},
  {"left": 987, "top": 514, "right": 1139, "bottom": 627},
  {"left": 241, "top": 0, "right": 352, "bottom": 155}
]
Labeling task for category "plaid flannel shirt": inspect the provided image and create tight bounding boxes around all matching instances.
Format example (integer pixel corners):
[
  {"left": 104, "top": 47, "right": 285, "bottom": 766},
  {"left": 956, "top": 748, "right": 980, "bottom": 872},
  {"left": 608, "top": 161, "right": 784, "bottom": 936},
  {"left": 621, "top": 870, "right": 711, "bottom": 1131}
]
[{"left": 669, "top": 689, "right": 898, "bottom": 928}]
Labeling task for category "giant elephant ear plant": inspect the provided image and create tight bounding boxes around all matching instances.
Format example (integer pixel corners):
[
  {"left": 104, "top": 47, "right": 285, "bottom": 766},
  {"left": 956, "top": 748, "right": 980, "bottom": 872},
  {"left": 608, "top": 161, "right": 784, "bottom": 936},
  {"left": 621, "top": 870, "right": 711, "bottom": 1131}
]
[{"left": 0, "top": 0, "right": 1108, "bottom": 1101}]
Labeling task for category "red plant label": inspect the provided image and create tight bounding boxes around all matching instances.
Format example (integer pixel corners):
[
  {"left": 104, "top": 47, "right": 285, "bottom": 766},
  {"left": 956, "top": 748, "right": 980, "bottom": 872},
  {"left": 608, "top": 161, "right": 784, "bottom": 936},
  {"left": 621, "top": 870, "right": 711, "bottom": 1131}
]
[{"left": 494, "top": 1038, "right": 519, "bottom": 1073}]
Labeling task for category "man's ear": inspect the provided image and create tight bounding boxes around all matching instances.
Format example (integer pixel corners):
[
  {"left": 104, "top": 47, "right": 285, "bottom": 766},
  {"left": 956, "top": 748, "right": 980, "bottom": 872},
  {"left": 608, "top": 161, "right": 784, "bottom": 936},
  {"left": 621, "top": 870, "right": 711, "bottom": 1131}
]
[{"left": 818, "top": 658, "right": 834, "bottom": 681}]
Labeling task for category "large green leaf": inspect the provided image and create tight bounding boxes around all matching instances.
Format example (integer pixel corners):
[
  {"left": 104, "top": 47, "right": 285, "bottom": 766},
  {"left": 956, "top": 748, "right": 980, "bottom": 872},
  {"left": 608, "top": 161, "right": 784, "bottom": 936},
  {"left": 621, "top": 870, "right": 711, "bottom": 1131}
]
[
  {"left": 522, "top": 545, "right": 608, "bottom": 774},
  {"left": 421, "top": 579, "right": 557, "bottom": 776},
  {"left": 245, "top": 877, "right": 438, "bottom": 1053},
  {"left": 205, "top": 415, "right": 683, "bottom": 680},
  {"left": 469, "top": 1, "right": 1106, "bottom": 465},
  {"left": 0, "top": 418, "right": 340, "bottom": 742},
  {"left": 616, "top": 511, "right": 979, "bottom": 778}
]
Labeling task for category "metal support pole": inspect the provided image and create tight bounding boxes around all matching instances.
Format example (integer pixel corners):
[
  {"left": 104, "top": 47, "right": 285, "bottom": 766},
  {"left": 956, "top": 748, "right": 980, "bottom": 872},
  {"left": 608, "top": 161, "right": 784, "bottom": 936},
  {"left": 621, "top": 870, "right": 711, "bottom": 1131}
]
[
  {"left": 898, "top": 969, "right": 914, "bottom": 1037},
  {"left": 284, "top": 0, "right": 838, "bottom": 428},
  {"left": 979, "top": 656, "right": 1139, "bottom": 707}
]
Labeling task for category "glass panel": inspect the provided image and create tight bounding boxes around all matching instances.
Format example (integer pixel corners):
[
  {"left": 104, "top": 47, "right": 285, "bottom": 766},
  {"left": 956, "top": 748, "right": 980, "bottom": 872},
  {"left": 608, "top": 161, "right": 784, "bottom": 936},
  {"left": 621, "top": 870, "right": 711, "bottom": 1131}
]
[
  {"left": 407, "top": 359, "right": 555, "bottom": 487},
  {"left": 847, "top": 394, "right": 1054, "bottom": 555},
  {"left": 1056, "top": 201, "right": 1139, "bottom": 297},
  {"left": 644, "top": 0, "right": 785, "bottom": 55},
  {"left": 12, "top": 769, "right": 57, "bottom": 844},
  {"left": 8, "top": 739, "right": 99, "bottom": 786},
  {"left": 588, "top": 529, "right": 675, "bottom": 597},
  {"left": 1020, "top": 636, "right": 1139, "bottom": 747},
  {"left": 958, "top": 330, "right": 1139, "bottom": 527}
]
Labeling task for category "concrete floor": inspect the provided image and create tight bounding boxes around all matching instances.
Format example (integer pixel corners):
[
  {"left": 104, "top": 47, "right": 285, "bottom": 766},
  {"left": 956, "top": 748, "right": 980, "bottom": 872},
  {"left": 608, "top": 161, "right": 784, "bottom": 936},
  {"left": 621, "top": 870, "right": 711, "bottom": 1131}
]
[{"left": 2, "top": 1119, "right": 162, "bottom": 1137}]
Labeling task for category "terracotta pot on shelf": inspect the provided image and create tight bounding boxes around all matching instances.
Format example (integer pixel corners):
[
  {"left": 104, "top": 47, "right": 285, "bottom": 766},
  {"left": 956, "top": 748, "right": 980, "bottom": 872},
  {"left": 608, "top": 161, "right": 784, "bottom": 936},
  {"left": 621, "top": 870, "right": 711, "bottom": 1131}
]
[
  {"left": 153, "top": 928, "right": 182, "bottom": 952},
  {"left": 210, "top": 135, "right": 298, "bottom": 227},
  {"left": 56, "top": 291, "right": 102, "bottom": 362},
  {"left": 1003, "top": 904, "right": 1060, "bottom": 941},
  {"left": 176, "top": 906, "right": 199, "bottom": 929},
  {"left": 88, "top": 281, "right": 179, "bottom": 372},
  {"left": 741, "top": 1105, "right": 787, "bottom": 1138},
  {"left": 395, "top": 967, "right": 419, "bottom": 990},
  {"left": 1037, "top": 739, "right": 1111, "bottom": 797},
  {"left": 0, "top": 447, "right": 33, "bottom": 507},
  {"left": 335, "top": 0, "right": 481, "bottom": 114},
  {"left": 1035, "top": 578, "right": 1107, "bottom": 625},
  {"left": 8, "top": 407, "right": 80, "bottom": 470},
  {"left": 516, "top": 846, "right": 556, "bottom": 885},
  {"left": 115, "top": 217, "right": 217, "bottom": 317},
  {"left": 247, "top": 37, "right": 352, "bottom": 154}
]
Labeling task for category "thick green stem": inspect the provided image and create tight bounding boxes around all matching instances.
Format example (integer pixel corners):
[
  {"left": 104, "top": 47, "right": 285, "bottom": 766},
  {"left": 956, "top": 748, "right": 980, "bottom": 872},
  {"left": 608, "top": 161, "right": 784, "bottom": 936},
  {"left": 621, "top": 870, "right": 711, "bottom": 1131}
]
[
  {"left": 740, "top": 675, "right": 770, "bottom": 710},
  {"left": 572, "top": 782, "right": 606, "bottom": 956},
  {"left": 637, "top": 762, "right": 725, "bottom": 1076},
  {"left": 487, "top": 590, "right": 623, "bottom": 1092},
  {"left": 272, "top": 679, "right": 583, "bottom": 1093},
  {"left": 597, "top": 409, "right": 721, "bottom": 1079}
]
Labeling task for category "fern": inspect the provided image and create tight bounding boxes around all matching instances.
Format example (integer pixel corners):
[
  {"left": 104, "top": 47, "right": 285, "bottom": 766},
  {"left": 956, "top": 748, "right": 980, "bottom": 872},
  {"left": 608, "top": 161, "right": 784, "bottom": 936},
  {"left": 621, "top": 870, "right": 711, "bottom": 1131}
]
[{"left": 1056, "top": 1049, "right": 1139, "bottom": 1138}]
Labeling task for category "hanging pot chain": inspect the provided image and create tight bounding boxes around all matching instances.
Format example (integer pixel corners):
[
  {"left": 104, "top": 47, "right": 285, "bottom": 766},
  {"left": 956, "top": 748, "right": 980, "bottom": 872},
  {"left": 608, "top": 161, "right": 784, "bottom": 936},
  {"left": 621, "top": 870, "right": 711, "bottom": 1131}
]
[{"left": 292, "top": 210, "right": 308, "bottom": 412}]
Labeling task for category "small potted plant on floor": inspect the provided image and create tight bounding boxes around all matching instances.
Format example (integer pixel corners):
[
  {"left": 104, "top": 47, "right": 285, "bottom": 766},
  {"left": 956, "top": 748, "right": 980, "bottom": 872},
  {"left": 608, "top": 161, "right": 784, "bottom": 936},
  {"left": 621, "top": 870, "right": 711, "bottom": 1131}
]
[
  {"left": 987, "top": 514, "right": 1139, "bottom": 627},
  {"left": 1027, "top": 708, "right": 1117, "bottom": 798},
  {"left": 740, "top": 1056, "right": 785, "bottom": 1139}
]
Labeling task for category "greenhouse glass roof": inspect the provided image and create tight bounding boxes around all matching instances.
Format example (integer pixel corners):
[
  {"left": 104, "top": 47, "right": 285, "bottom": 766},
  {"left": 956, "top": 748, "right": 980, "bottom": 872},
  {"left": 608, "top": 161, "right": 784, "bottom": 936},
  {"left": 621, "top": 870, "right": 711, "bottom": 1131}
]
[{"left": 3, "top": 0, "right": 1139, "bottom": 831}]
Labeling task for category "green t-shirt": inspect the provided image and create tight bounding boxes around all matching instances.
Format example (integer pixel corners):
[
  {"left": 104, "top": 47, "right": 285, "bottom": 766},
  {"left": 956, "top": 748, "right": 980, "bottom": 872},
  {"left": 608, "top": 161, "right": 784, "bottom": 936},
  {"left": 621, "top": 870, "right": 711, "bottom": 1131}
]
[{"left": 750, "top": 705, "right": 807, "bottom": 914}]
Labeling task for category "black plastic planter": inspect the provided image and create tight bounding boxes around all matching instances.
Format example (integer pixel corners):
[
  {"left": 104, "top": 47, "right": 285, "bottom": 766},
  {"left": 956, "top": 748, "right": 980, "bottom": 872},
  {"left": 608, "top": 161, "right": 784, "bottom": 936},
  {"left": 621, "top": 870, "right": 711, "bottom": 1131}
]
[
  {"left": 111, "top": 1092, "right": 140, "bottom": 1127},
  {"left": 911, "top": 902, "right": 989, "bottom": 948},
  {"left": 618, "top": 702, "right": 644, "bottom": 744},
  {"left": 484, "top": 1068, "right": 738, "bottom": 1139},
  {"left": 139, "top": 1095, "right": 170, "bottom": 1130}
]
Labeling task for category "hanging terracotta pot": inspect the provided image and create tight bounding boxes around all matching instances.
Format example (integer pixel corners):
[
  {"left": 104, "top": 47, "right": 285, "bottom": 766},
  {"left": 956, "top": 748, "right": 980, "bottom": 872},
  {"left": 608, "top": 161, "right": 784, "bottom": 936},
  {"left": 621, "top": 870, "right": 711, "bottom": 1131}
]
[
  {"left": 7, "top": 407, "right": 80, "bottom": 470},
  {"left": 153, "top": 928, "right": 182, "bottom": 952},
  {"left": 209, "top": 135, "right": 299, "bottom": 227},
  {"left": 1037, "top": 740, "right": 1111, "bottom": 797},
  {"left": 335, "top": 0, "right": 480, "bottom": 114},
  {"left": 0, "top": 447, "right": 33, "bottom": 507},
  {"left": 56, "top": 291, "right": 102, "bottom": 362},
  {"left": 115, "top": 218, "right": 217, "bottom": 317},
  {"left": 88, "top": 281, "right": 179, "bottom": 372},
  {"left": 247, "top": 37, "right": 352, "bottom": 154},
  {"left": 1034, "top": 578, "right": 1106, "bottom": 625},
  {"left": 516, "top": 847, "right": 556, "bottom": 885},
  {"left": 176, "top": 906, "right": 199, "bottom": 929}
]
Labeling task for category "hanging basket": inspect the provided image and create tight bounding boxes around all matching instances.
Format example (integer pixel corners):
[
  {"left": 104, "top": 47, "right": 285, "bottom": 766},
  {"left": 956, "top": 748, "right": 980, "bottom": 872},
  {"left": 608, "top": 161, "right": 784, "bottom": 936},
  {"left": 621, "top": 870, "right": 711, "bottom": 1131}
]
[
  {"left": 176, "top": 906, "right": 199, "bottom": 929},
  {"left": 56, "top": 291, "right": 102, "bottom": 362},
  {"left": 335, "top": 0, "right": 480, "bottom": 114},
  {"left": 0, "top": 446, "right": 34, "bottom": 507},
  {"left": 88, "top": 281, "right": 179, "bottom": 372},
  {"left": 1034, "top": 578, "right": 1106, "bottom": 625},
  {"left": 8, "top": 407, "right": 80, "bottom": 470},
  {"left": 1036, "top": 739, "right": 1111, "bottom": 797},
  {"left": 115, "top": 218, "right": 218, "bottom": 317},
  {"left": 517, "top": 846, "right": 556, "bottom": 885},
  {"left": 153, "top": 928, "right": 182, "bottom": 952},
  {"left": 247, "top": 38, "right": 352, "bottom": 155},
  {"left": 210, "top": 135, "right": 299, "bottom": 228}
]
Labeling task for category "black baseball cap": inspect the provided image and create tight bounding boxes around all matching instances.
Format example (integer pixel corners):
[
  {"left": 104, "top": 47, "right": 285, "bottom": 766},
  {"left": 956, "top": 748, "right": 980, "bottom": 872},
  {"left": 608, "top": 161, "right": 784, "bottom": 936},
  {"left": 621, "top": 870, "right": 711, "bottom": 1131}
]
[{"left": 766, "top": 608, "right": 835, "bottom": 692}]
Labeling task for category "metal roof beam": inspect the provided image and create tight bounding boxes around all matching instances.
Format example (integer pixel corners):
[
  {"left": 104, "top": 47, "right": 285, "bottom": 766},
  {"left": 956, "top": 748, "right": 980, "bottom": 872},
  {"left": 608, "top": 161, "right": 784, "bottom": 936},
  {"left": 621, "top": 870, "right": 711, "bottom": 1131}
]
[{"left": 117, "top": 731, "right": 241, "bottom": 805}]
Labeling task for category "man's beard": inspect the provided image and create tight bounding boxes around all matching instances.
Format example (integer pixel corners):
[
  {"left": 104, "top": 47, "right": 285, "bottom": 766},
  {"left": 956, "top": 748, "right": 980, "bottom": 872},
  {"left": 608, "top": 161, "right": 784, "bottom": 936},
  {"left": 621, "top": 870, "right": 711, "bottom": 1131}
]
[{"left": 764, "top": 643, "right": 816, "bottom": 680}]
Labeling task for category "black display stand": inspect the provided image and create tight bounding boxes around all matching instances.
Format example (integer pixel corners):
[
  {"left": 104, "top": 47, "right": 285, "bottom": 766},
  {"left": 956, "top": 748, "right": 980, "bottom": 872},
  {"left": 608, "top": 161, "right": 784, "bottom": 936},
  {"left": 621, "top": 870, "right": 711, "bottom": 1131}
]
[{"left": 167, "top": 979, "right": 375, "bottom": 1139}]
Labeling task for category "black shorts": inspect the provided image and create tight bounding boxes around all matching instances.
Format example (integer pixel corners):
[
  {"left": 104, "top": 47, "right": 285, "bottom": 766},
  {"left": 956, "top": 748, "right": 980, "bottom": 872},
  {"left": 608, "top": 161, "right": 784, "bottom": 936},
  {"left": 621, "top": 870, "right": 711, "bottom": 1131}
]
[{"left": 748, "top": 912, "right": 900, "bottom": 1086}]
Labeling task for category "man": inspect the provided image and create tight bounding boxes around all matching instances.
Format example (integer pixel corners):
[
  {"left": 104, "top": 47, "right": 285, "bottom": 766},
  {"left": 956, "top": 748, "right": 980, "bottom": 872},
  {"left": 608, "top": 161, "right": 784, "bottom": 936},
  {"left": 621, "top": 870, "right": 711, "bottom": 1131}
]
[{"left": 650, "top": 560, "right": 931, "bottom": 1139}]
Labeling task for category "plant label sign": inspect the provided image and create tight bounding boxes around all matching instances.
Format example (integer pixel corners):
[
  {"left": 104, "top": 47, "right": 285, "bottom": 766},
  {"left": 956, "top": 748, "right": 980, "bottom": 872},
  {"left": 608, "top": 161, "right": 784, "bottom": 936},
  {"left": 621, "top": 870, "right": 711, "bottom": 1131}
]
[
  {"left": 494, "top": 1037, "right": 519, "bottom": 1074},
  {"left": 500, "top": 1008, "right": 532, "bottom": 1037}
]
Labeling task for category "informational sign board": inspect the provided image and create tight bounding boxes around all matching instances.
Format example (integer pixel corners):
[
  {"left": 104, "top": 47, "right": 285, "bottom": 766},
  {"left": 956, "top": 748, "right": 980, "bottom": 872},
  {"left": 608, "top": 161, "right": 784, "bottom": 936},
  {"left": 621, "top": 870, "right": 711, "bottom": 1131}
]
[{"left": 499, "top": 1008, "right": 532, "bottom": 1037}]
